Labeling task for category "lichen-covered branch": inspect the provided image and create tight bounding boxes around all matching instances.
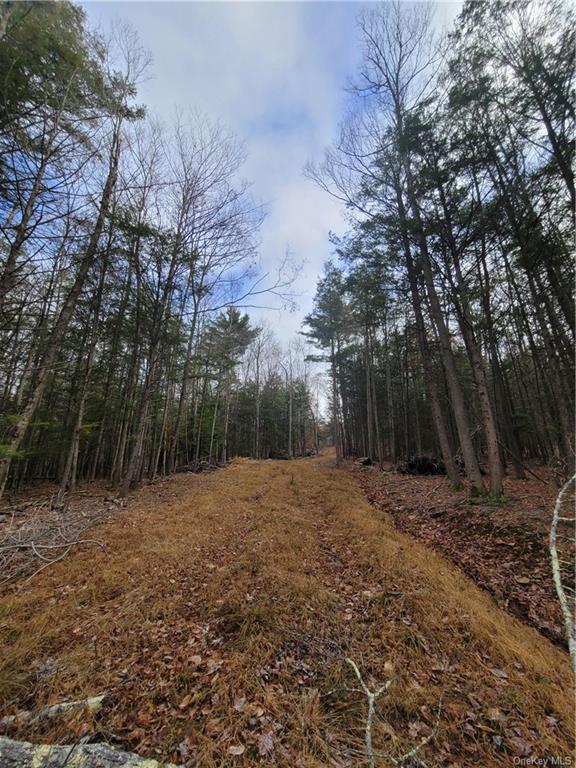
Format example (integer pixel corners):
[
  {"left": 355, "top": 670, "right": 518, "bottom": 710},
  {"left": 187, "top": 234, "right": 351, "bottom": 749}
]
[
  {"left": 550, "top": 473, "right": 576, "bottom": 671},
  {"left": 345, "top": 657, "right": 392, "bottom": 768}
]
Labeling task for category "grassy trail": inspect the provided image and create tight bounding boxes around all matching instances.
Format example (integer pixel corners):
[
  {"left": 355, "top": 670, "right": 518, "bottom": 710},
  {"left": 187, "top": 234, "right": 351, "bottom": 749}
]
[{"left": 0, "top": 456, "right": 573, "bottom": 766}]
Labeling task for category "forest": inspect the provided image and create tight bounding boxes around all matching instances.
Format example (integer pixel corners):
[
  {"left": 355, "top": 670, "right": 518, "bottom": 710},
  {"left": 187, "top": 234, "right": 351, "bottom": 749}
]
[
  {"left": 0, "top": 0, "right": 573, "bottom": 503},
  {"left": 0, "top": 2, "right": 321, "bottom": 501},
  {"left": 304, "top": 0, "right": 574, "bottom": 497},
  {"left": 0, "top": 1, "right": 574, "bottom": 767}
]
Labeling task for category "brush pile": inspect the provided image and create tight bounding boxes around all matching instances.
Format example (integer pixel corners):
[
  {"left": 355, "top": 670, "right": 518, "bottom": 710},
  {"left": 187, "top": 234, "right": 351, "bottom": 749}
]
[{"left": 0, "top": 492, "right": 120, "bottom": 586}]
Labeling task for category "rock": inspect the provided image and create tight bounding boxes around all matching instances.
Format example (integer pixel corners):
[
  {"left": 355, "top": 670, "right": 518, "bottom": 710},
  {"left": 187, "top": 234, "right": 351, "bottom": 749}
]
[{"left": 0, "top": 736, "right": 178, "bottom": 767}]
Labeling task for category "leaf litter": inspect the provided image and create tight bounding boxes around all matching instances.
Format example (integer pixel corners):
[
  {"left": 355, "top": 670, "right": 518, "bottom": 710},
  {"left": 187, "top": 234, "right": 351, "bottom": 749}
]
[{"left": 0, "top": 456, "right": 573, "bottom": 766}]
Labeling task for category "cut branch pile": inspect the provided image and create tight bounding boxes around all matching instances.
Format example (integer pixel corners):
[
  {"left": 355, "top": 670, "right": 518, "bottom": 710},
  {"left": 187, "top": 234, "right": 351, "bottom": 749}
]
[{"left": 0, "top": 495, "right": 119, "bottom": 585}]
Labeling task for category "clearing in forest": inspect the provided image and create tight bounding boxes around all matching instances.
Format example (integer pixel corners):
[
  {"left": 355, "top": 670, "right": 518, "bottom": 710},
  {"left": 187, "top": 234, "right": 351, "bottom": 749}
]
[{"left": 0, "top": 456, "right": 573, "bottom": 767}]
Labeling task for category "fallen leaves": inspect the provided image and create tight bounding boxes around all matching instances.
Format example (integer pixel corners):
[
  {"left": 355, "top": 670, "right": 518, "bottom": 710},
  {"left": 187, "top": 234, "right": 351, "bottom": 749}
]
[
  {"left": 258, "top": 729, "right": 274, "bottom": 757},
  {"left": 1, "top": 459, "right": 572, "bottom": 768},
  {"left": 355, "top": 465, "right": 568, "bottom": 646}
]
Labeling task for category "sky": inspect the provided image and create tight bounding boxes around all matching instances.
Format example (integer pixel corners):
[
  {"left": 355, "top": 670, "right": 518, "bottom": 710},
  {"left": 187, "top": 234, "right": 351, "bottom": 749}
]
[{"left": 83, "top": 1, "right": 462, "bottom": 345}]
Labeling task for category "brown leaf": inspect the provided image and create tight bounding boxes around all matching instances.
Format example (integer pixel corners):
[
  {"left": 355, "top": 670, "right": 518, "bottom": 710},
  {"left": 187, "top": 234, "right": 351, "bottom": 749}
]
[
  {"left": 258, "top": 730, "right": 274, "bottom": 757},
  {"left": 508, "top": 736, "right": 533, "bottom": 757}
]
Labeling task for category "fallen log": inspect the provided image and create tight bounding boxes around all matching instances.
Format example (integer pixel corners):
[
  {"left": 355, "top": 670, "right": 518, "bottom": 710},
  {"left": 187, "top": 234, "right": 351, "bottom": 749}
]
[
  {"left": 0, "top": 736, "right": 178, "bottom": 767},
  {"left": 0, "top": 694, "right": 107, "bottom": 729}
]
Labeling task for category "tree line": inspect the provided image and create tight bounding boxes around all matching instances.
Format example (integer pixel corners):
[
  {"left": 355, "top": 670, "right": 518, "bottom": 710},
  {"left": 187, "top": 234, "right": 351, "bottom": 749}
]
[
  {"left": 305, "top": 0, "right": 574, "bottom": 496},
  {"left": 0, "top": 2, "right": 319, "bottom": 500}
]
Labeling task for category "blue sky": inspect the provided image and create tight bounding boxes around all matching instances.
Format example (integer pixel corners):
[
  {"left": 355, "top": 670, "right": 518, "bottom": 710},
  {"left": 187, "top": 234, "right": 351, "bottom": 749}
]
[{"left": 82, "top": 1, "right": 461, "bottom": 343}]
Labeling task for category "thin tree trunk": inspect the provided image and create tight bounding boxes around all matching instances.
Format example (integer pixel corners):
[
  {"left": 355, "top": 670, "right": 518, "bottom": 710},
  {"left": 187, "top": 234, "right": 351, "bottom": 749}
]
[
  {"left": 394, "top": 183, "right": 460, "bottom": 486},
  {"left": 0, "top": 119, "right": 122, "bottom": 499}
]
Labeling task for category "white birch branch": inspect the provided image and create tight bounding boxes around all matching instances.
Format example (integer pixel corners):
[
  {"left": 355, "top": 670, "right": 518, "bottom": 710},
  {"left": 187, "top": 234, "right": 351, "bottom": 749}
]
[
  {"left": 345, "top": 657, "right": 392, "bottom": 768},
  {"left": 550, "top": 473, "right": 576, "bottom": 671}
]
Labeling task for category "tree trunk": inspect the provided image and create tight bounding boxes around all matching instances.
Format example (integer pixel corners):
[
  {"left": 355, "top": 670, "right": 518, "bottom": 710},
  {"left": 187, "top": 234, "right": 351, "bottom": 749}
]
[
  {"left": 402, "top": 167, "right": 484, "bottom": 493},
  {"left": 331, "top": 336, "right": 342, "bottom": 465},
  {"left": 208, "top": 388, "right": 220, "bottom": 464},
  {"left": 394, "top": 183, "right": 460, "bottom": 486},
  {"left": 0, "top": 119, "right": 122, "bottom": 499},
  {"left": 167, "top": 296, "right": 199, "bottom": 473}
]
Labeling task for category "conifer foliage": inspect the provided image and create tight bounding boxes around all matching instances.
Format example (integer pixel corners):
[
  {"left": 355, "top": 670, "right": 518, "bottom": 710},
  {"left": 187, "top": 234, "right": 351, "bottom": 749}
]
[{"left": 306, "top": 0, "right": 574, "bottom": 493}]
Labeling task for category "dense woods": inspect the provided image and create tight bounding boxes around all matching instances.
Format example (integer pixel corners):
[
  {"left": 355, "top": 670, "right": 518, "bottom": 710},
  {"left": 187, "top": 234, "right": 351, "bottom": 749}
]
[
  {"left": 0, "top": 0, "right": 573, "bottom": 503},
  {"left": 306, "top": 0, "right": 574, "bottom": 495},
  {"left": 0, "top": 2, "right": 574, "bottom": 767},
  {"left": 0, "top": 2, "right": 318, "bottom": 500}
]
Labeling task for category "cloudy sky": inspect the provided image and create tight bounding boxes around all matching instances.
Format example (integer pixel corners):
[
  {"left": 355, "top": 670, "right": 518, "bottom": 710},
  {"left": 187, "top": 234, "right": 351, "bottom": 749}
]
[{"left": 83, "top": 1, "right": 461, "bottom": 344}]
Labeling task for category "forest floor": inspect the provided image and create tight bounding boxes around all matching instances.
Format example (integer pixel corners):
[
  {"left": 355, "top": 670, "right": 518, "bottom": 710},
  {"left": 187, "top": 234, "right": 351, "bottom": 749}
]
[
  {"left": 0, "top": 454, "right": 573, "bottom": 767},
  {"left": 354, "top": 463, "right": 572, "bottom": 649}
]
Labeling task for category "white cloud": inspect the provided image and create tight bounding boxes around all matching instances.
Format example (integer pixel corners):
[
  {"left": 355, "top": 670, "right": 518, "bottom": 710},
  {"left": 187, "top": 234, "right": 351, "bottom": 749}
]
[
  {"left": 82, "top": 1, "right": 461, "bottom": 348},
  {"left": 83, "top": 0, "right": 359, "bottom": 345}
]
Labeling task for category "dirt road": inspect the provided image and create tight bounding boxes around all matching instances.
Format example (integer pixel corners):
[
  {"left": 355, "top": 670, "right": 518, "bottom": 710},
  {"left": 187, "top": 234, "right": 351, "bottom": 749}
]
[{"left": 0, "top": 456, "right": 573, "bottom": 766}]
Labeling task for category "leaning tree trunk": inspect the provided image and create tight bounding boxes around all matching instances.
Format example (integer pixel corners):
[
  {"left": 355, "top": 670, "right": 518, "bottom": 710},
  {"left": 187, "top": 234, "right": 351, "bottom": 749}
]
[
  {"left": 434, "top": 178, "right": 504, "bottom": 495},
  {"left": 58, "top": 228, "right": 111, "bottom": 500},
  {"left": 444, "top": 254, "right": 503, "bottom": 495},
  {"left": 395, "top": 185, "right": 460, "bottom": 486}
]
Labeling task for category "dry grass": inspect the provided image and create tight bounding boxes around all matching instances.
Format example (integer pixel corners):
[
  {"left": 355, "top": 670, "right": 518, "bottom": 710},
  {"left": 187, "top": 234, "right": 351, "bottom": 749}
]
[{"left": 0, "top": 455, "right": 573, "bottom": 767}]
